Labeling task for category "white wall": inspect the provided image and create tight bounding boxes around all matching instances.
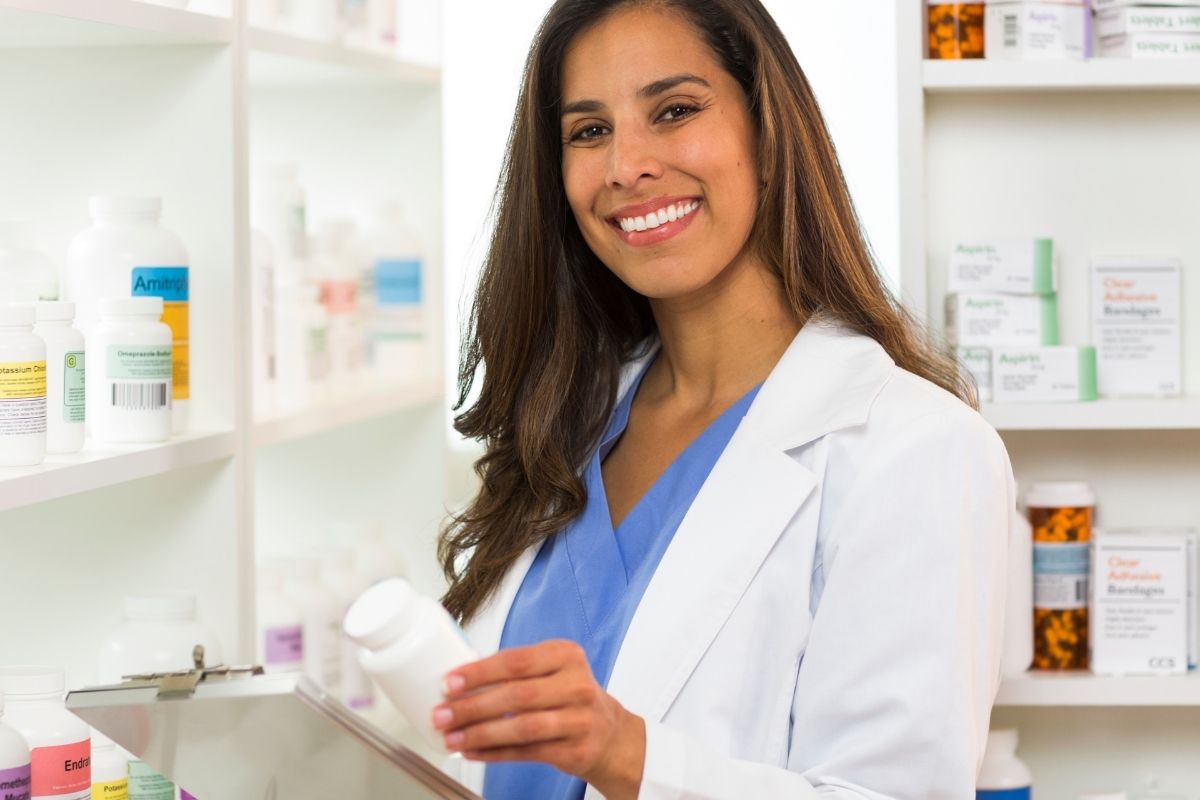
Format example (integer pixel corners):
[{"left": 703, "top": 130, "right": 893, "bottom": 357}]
[{"left": 441, "top": 1, "right": 902, "bottom": 459}]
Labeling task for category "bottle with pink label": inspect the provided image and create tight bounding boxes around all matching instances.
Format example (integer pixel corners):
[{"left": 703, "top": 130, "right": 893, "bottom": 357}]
[
  {"left": 0, "top": 685, "right": 33, "bottom": 800},
  {"left": 0, "top": 667, "right": 89, "bottom": 800}
]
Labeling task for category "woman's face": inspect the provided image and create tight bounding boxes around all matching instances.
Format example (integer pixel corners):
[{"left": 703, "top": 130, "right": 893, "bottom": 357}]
[{"left": 559, "top": 6, "right": 761, "bottom": 301}]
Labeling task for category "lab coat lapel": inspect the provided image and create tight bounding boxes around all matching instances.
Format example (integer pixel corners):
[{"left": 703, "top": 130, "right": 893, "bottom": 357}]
[{"left": 603, "top": 318, "right": 895, "bottom": 724}]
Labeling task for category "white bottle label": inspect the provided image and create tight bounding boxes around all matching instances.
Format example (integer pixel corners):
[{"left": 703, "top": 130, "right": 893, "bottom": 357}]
[
  {"left": 63, "top": 351, "right": 85, "bottom": 423},
  {"left": 106, "top": 346, "right": 171, "bottom": 412},
  {"left": 126, "top": 761, "right": 171, "bottom": 800},
  {"left": 0, "top": 360, "right": 47, "bottom": 436}
]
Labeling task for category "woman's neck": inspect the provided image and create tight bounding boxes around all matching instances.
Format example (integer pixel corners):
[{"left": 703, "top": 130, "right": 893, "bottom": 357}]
[{"left": 643, "top": 249, "right": 800, "bottom": 410}]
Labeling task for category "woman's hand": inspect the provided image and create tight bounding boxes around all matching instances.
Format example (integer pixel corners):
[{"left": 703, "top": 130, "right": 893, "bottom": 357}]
[{"left": 434, "top": 640, "right": 646, "bottom": 799}]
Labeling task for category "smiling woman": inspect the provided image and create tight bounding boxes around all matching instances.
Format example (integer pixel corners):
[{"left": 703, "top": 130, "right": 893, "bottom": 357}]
[{"left": 436, "top": 2, "right": 1012, "bottom": 799}]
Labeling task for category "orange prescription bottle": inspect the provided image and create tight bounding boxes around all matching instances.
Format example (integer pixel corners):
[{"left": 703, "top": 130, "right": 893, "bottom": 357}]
[
  {"left": 928, "top": 3, "right": 985, "bottom": 59},
  {"left": 1027, "top": 482, "right": 1095, "bottom": 670}
]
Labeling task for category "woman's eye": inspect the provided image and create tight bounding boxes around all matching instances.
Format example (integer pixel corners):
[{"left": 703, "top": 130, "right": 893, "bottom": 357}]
[
  {"left": 659, "top": 104, "right": 698, "bottom": 122},
  {"left": 569, "top": 125, "right": 609, "bottom": 143}
]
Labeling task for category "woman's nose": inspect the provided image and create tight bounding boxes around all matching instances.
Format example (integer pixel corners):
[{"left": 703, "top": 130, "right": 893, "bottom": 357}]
[{"left": 605, "top": 127, "right": 664, "bottom": 190}]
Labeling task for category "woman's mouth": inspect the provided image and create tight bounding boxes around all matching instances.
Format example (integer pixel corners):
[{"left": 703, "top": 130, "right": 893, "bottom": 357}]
[{"left": 607, "top": 198, "right": 702, "bottom": 247}]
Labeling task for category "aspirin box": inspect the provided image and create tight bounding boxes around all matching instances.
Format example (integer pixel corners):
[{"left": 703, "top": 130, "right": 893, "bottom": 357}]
[
  {"left": 985, "top": 3, "right": 1089, "bottom": 60},
  {"left": 992, "top": 345, "right": 1098, "bottom": 403},
  {"left": 945, "top": 292, "right": 1060, "bottom": 348},
  {"left": 947, "top": 238, "right": 1057, "bottom": 295}
]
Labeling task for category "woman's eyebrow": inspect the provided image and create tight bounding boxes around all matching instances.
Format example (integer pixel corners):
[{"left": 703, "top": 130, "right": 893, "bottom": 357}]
[{"left": 560, "top": 73, "right": 711, "bottom": 118}]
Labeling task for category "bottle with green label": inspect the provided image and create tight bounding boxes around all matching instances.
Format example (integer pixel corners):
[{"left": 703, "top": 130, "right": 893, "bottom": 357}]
[{"left": 34, "top": 301, "right": 85, "bottom": 454}]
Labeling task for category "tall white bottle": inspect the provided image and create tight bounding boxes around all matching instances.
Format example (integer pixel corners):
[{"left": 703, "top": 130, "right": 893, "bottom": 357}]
[
  {"left": 66, "top": 197, "right": 190, "bottom": 434},
  {"left": 0, "top": 687, "right": 32, "bottom": 800},
  {"left": 318, "top": 545, "right": 376, "bottom": 713},
  {"left": 34, "top": 302, "right": 86, "bottom": 454},
  {"left": 0, "top": 667, "right": 91, "bottom": 800},
  {"left": 364, "top": 204, "right": 426, "bottom": 382},
  {"left": 0, "top": 219, "right": 58, "bottom": 302}
]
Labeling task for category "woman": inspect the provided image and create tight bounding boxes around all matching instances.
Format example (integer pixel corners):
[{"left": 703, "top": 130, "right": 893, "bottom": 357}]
[{"left": 433, "top": 1, "right": 1014, "bottom": 798}]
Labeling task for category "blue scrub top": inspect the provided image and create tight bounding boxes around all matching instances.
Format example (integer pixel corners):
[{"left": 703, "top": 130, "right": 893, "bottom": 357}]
[{"left": 484, "top": 360, "right": 762, "bottom": 800}]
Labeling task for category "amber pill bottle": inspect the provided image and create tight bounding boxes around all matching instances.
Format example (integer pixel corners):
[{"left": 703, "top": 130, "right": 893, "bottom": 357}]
[
  {"left": 927, "top": 3, "right": 985, "bottom": 60},
  {"left": 1027, "top": 482, "right": 1096, "bottom": 671}
]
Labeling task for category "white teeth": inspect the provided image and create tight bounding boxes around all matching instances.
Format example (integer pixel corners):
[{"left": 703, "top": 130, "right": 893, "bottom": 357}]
[{"left": 616, "top": 200, "right": 699, "bottom": 233}]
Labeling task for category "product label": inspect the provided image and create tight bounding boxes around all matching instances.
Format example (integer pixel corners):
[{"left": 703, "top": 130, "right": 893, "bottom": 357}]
[
  {"left": 126, "top": 761, "right": 171, "bottom": 800},
  {"left": 1034, "top": 542, "right": 1089, "bottom": 609},
  {"left": 376, "top": 259, "right": 422, "bottom": 305},
  {"left": 0, "top": 360, "right": 47, "bottom": 437},
  {"left": 30, "top": 740, "right": 89, "bottom": 798},
  {"left": 263, "top": 624, "right": 304, "bottom": 666},
  {"left": 0, "top": 763, "right": 31, "bottom": 800},
  {"left": 1091, "top": 260, "right": 1181, "bottom": 397},
  {"left": 131, "top": 266, "right": 189, "bottom": 401},
  {"left": 91, "top": 777, "right": 127, "bottom": 800},
  {"left": 106, "top": 346, "right": 171, "bottom": 412},
  {"left": 318, "top": 280, "right": 358, "bottom": 316},
  {"left": 976, "top": 789, "right": 1031, "bottom": 800},
  {"left": 63, "top": 352, "right": 85, "bottom": 423}
]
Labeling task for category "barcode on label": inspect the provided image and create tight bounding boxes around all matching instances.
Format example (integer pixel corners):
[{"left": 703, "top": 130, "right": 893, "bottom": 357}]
[
  {"left": 112, "top": 382, "right": 169, "bottom": 410},
  {"left": 1004, "top": 14, "right": 1017, "bottom": 47}
]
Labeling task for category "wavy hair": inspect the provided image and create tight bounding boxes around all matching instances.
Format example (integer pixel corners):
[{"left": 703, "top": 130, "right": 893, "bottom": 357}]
[{"left": 440, "top": 0, "right": 974, "bottom": 622}]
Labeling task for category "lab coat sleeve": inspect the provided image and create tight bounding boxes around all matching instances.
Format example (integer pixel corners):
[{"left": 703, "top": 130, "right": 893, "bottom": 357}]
[{"left": 635, "top": 408, "right": 1013, "bottom": 800}]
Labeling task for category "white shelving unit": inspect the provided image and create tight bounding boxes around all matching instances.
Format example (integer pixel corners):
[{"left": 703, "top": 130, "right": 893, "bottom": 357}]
[
  {"left": 899, "top": 4, "right": 1200, "bottom": 795},
  {"left": 0, "top": 0, "right": 447, "bottom": 709}
]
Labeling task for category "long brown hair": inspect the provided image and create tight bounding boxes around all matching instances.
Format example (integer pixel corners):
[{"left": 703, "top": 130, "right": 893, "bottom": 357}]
[{"left": 440, "top": 0, "right": 973, "bottom": 623}]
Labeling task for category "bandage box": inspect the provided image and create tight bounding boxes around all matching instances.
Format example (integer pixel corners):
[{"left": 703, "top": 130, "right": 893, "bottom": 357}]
[
  {"left": 985, "top": 3, "right": 1089, "bottom": 60},
  {"left": 957, "top": 347, "right": 993, "bottom": 402},
  {"left": 1090, "top": 257, "right": 1182, "bottom": 397},
  {"left": 946, "top": 293, "right": 1059, "bottom": 348},
  {"left": 992, "top": 345, "right": 1097, "bottom": 403},
  {"left": 1091, "top": 529, "right": 1191, "bottom": 676},
  {"left": 947, "top": 239, "right": 1057, "bottom": 295},
  {"left": 1097, "top": 7, "right": 1200, "bottom": 38},
  {"left": 1099, "top": 32, "right": 1200, "bottom": 58},
  {"left": 1094, "top": 0, "right": 1199, "bottom": 11}
]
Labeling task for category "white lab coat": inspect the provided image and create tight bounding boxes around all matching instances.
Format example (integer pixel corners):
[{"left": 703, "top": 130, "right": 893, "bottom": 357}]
[{"left": 459, "top": 317, "right": 1015, "bottom": 799}]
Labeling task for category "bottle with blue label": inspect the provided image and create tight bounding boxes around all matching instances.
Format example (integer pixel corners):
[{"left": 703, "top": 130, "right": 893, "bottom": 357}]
[
  {"left": 977, "top": 729, "right": 1032, "bottom": 799},
  {"left": 364, "top": 202, "right": 426, "bottom": 381},
  {"left": 66, "top": 196, "right": 190, "bottom": 436}
]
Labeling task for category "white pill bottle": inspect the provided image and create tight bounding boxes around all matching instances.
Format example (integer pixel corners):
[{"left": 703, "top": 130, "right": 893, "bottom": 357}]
[
  {"left": 344, "top": 578, "right": 477, "bottom": 752},
  {"left": 33, "top": 301, "right": 85, "bottom": 454},
  {"left": 0, "top": 667, "right": 91, "bottom": 800},
  {"left": 0, "top": 304, "right": 47, "bottom": 466},
  {"left": 87, "top": 297, "right": 172, "bottom": 444},
  {"left": 977, "top": 728, "right": 1032, "bottom": 800},
  {"left": 0, "top": 687, "right": 32, "bottom": 800}
]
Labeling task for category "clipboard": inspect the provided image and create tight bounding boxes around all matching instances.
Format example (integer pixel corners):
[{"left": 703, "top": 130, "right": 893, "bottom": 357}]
[{"left": 66, "top": 661, "right": 480, "bottom": 800}]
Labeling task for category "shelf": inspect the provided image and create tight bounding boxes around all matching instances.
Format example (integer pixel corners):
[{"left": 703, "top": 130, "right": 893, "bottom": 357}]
[
  {"left": 248, "top": 27, "right": 441, "bottom": 88},
  {"left": 997, "top": 671, "right": 1200, "bottom": 707},
  {"left": 254, "top": 378, "right": 442, "bottom": 446},
  {"left": 0, "top": 0, "right": 231, "bottom": 48},
  {"left": 982, "top": 398, "right": 1200, "bottom": 431},
  {"left": 923, "top": 59, "right": 1200, "bottom": 93},
  {"left": 0, "top": 430, "right": 237, "bottom": 512}
]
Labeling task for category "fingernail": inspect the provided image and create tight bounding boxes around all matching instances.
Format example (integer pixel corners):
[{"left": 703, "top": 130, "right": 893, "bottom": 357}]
[
  {"left": 432, "top": 706, "right": 453, "bottom": 729},
  {"left": 443, "top": 674, "right": 465, "bottom": 695},
  {"left": 445, "top": 731, "right": 465, "bottom": 749}
]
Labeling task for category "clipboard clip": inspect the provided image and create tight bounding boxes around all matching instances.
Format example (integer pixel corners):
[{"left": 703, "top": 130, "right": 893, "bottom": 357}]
[{"left": 121, "top": 645, "right": 266, "bottom": 700}]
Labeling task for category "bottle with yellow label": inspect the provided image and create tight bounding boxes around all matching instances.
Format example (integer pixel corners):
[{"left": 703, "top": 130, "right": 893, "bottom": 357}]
[
  {"left": 0, "top": 303, "right": 47, "bottom": 466},
  {"left": 65, "top": 196, "right": 190, "bottom": 435},
  {"left": 90, "top": 733, "right": 128, "bottom": 800}
]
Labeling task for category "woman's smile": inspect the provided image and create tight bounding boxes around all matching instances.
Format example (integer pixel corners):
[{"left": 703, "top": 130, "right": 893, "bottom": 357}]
[{"left": 606, "top": 197, "right": 702, "bottom": 247}]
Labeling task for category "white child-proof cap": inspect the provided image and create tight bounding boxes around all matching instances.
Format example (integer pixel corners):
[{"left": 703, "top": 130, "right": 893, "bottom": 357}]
[
  {"left": 0, "top": 304, "right": 35, "bottom": 326},
  {"left": 123, "top": 592, "right": 198, "bottom": 622},
  {"left": 1025, "top": 481, "right": 1095, "bottom": 509},
  {"left": 101, "top": 296, "right": 163, "bottom": 318},
  {"left": 35, "top": 300, "right": 75, "bottom": 322},
  {"left": 0, "top": 666, "right": 66, "bottom": 698},
  {"left": 343, "top": 577, "right": 421, "bottom": 651},
  {"left": 88, "top": 196, "right": 163, "bottom": 221}
]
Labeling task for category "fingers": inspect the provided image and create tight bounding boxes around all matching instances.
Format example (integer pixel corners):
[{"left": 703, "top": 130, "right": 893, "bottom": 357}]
[
  {"left": 444, "top": 639, "right": 586, "bottom": 698},
  {"left": 443, "top": 708, "right": 590, "bottom": 753},
  {"left": 435, "top": 674, "right": 575, "bottom": 732}
]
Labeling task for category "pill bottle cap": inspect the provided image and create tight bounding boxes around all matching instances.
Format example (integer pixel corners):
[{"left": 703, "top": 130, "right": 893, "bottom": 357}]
[
  {"left": 101, "top": 296, "right": 163, "bottom": 318},
  {"left": 983, "top": 728, "right": 1018, "bottom": 758},
  {"left": 124, "top": 592, "right": 197, "bottom": 622},
  {"left": 1026, "top": 481, "right": 1095, "bottom": 509},
  {"left": 0, "top": 666, "right": 66, "bottom": 699},
  {"left": 89, "top": 196, "right": 162, "bottom": 222},
  {"left": 344, "top": 578, "right": 421, "bottom": 651},
  {"left": 0, "top": 304, "right": 35, "bottom": 327},
  {"left": 35, "top": 300, "right": 75, "bottom": 322}
]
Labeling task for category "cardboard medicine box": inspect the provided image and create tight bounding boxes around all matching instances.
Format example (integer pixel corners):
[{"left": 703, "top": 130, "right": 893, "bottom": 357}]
[
  {"left": 1096, "top": 7, "right": 1200, "bottom": 38},
  {"left": 957, "top": 347, "right": 993, "bottom": 402},
  {"left": 946, "top": 292, "right": 1059, "bottom": 348},
  {"left": 991, "top": 345, "right": 1097, "bottom": 403},
  {"left": 1090, "top": 257, "right": 1182, "bottom": 397},
  {"left": 1099, "top": 32, "right": 1200, "bottom": 58},
  {"left": 984, "top": 3, "right": 1089, "bottom": 60},
  {"left": 1091, "top": 530, "right": 1191, "bottom": 675},
  {"left": 947, "top": 239, "right": 1057, "bottom": 295}
]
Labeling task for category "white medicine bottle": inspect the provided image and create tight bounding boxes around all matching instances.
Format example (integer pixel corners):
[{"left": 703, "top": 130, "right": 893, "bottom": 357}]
[
  {"left": 90, "top": 731, "right": 128, "bottom": 800},
  {"left": 65, "top": 196, "right": 190, "bottom": 434},
  {"left": 0, "top": 303, "right": 47, "bottom": 467},
  {"left": 34, "top": 301, "right": 85, "bottom": 455},
  {"left": 0, "top": 687, "right": 32, "bottom": 800},
  {"left": 257, "top": 563, "right": 305, "bottom": 674},
  {"left": 96, "top": 593, "right": 224, "bottom": 684},
  {"left": 317, "top": 545, "right": 376, "bottom": 713},
  {"left": 0, "top": 219, "right": 58, "bottom": 303},
  {"left": 344, "top": 577, "right": 478, "bottom": 752},
  {"left": 0, "top": 666, "right": 91, "bottom": 800},
  {"left": 269, "top": 558, "right": 343, "bottom": 697},
  {"left": 87, "top": 297, "right": 172, "bottom": 444},
  {"left": 977, "top": 728, "right": 1032, "bottom": 799},
  {"left": 1001, "top": 481, "right": 1034, "bottom": 677}
]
